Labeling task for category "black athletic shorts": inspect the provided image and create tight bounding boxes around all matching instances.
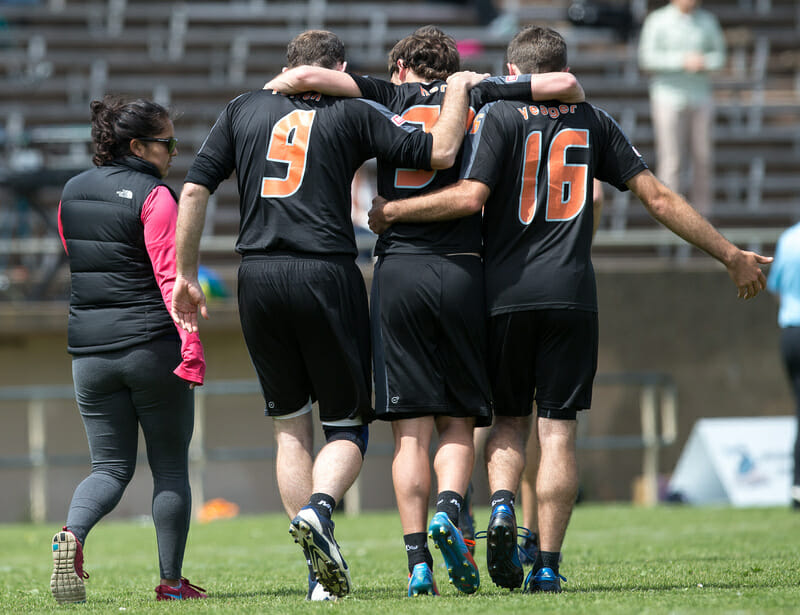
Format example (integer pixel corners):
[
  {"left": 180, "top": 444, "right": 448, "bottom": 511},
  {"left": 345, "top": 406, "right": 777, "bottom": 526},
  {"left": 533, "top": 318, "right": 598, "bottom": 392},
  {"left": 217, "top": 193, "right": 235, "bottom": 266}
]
[
  {"left": 237, "top": 253, "right": 373, "bottom": 423},
  {"left": 371, "top": 253, "right": 492, "bottom": 426},
  {"left": 489, "top": 308, "right": 598, "bottom": 419}
]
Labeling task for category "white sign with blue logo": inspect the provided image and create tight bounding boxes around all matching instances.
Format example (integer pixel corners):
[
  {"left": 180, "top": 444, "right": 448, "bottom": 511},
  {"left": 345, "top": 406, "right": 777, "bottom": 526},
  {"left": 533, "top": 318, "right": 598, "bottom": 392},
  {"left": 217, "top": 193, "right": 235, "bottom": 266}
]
[{"left": 668, "top": 416, "right": 796, "bottom": 507}]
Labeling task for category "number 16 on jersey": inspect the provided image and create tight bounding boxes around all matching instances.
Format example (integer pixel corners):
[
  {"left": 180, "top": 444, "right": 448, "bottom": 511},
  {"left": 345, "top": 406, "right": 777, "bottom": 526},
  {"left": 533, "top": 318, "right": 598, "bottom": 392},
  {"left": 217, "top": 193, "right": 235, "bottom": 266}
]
[{"left": 518, "top": 128, "right": 589, "bottom": 225}]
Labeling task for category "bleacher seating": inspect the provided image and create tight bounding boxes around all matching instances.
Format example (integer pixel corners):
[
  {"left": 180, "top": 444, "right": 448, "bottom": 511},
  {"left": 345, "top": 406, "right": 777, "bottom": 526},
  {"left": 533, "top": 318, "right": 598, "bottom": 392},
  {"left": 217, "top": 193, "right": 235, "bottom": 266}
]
[{"left": 0, "top": 0, "right": 798, "bottom": 295}]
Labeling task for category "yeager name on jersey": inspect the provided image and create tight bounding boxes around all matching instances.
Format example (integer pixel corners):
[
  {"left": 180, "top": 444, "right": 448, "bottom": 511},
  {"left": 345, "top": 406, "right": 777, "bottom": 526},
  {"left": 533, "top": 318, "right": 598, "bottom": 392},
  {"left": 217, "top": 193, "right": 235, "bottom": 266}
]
[{"left": 517, "top": 104, "right": 579, "bottom": 120}]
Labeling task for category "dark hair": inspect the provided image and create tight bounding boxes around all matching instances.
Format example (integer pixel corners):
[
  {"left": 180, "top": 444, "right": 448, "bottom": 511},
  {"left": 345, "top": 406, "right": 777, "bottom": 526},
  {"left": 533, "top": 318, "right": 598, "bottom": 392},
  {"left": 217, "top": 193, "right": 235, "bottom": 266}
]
[
  {"left": 286, "top": 30, "right": 346, "bottom": 69},
  {"left": 90, "top": 96, "right": 171, "bottom": 166},
  {"left": 387, "top": 25, "right": 460, "bottom": 81},
  {"left": 506, "top": 26, "right": 568, "bottom": 74}
]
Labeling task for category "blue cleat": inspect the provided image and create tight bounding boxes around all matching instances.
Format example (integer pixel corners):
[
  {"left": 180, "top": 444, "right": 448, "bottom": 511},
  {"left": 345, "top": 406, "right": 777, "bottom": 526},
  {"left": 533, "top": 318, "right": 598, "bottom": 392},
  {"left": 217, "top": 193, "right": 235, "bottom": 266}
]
[
  {"left": 523, "top": 567, "right": 566, "bottom": 593},
  {"left": 407, "top": 562, "right": 439, "bottom": 597},
  {"left": 486, "top": 504, "right": 523, "bottom": 589},
  {"left": 428, "top": 511, "right": 480, "bottom": 594},
  {"left": 290, "top": 507, "right": 351, "bottom": 598}
]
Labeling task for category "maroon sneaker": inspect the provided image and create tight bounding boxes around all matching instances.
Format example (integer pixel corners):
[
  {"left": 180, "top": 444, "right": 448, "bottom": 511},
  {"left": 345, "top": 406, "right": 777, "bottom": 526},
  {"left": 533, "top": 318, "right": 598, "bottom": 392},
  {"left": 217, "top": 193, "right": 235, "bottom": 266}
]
[
  {"left": 51, "top": 527, "right": 89, "bottom": 604},
  {"left": 155, "top": 578, "right": 208, "bottom": 601}
]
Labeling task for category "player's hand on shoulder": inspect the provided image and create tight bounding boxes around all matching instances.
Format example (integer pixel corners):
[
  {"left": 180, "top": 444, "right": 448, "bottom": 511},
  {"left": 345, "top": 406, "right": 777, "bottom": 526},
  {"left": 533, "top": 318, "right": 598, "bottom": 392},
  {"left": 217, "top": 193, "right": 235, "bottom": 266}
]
[
  {"left": 264, "top": 67, "right": 297, "bottom": 94},
  {"left": 446, "top": 70, "right": 491, "bottom": 90},
  {"left": 728, "top": 250, "right": 773, "bottom": 300},
  {"left": 264, "top": 77, "right": 289, "bottom": 93}
]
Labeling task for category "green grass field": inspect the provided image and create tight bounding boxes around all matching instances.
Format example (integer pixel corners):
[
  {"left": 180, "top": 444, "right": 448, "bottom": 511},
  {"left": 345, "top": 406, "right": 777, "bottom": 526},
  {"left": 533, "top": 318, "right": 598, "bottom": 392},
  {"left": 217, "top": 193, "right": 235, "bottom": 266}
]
[{"left": 3, "top": 504, "right": 800, "bottom": 614}]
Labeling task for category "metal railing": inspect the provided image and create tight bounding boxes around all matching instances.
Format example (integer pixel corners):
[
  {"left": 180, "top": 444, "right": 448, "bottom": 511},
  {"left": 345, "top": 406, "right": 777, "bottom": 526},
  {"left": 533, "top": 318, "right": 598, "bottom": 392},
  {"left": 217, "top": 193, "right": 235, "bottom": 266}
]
[
  {"left": 0, "top": 372, "right": 677, "bottom": 522},
  {"left": 590, "top": 372, "right": 678, "bottom": 505},
  {"left": 0, "top": 227, "right": 786, "bottom": 257}
]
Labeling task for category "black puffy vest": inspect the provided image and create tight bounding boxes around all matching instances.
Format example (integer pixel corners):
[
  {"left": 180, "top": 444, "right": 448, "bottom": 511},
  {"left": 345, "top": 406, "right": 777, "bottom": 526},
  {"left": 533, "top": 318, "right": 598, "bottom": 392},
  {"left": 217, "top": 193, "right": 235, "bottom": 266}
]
[{"left": 60, "top": 156, "right": 177, "bottom": 355}]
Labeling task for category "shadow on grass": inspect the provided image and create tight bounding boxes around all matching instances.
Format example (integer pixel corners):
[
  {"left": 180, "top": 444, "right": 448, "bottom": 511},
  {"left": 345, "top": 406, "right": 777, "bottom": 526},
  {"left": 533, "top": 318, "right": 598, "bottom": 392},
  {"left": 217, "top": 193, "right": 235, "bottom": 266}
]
[
  {"left": 207, "top": 589, "right": 303, "bottom": 599},
  {"left": 569, "top": 580, "right": 790, "bottom": 593}
]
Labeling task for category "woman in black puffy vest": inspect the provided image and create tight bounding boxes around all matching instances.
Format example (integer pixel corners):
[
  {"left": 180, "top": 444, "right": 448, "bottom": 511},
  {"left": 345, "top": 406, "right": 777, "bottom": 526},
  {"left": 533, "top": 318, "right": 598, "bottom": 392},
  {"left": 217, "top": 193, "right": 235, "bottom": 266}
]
[{"left": 51, "top": 96, "right": 207, "bottom": 604}]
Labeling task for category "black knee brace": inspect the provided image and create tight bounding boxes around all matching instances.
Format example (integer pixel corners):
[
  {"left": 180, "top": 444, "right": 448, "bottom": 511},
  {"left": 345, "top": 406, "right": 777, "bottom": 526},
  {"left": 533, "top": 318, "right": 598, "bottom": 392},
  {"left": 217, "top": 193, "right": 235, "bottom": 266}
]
[{"left": 322, "top": 424, "right": 369, "bottom": 458}]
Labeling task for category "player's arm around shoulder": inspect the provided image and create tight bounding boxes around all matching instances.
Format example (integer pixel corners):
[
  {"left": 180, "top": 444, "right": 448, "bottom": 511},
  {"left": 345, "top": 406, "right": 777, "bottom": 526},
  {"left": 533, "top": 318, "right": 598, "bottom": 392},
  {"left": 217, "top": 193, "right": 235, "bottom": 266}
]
[
  {"left": 627, "top": 170, "right": 772, "bottom": 299},
  {"left": 264, "top": 66, "right": 362, "bottom": 96},
  {"left": 427, "top": 71, "right": 490, "bottom": 169},
  {"left": 530, "top": 71, "right": 585, "bottom": 103},
  {"left": 368, "top": 179, "right": 488, "bottom": 234}
]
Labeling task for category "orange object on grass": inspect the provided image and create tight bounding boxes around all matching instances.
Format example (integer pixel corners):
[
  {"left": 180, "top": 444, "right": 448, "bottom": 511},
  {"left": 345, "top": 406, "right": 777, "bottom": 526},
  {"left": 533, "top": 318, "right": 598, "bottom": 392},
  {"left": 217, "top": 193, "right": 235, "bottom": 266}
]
[{"left": 198, "top": 498, "right": 240, "bottom": 523}]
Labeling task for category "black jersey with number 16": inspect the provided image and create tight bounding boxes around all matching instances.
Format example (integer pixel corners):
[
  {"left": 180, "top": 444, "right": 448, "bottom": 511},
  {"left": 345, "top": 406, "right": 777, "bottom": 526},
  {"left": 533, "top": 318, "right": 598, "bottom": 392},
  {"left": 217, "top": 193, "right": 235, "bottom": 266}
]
[
  {"left": 461, "top": 100, "right": 647, "bottom": 315},
  {"left": 185, "top": 89, "right": 433, "bottom": 258}
]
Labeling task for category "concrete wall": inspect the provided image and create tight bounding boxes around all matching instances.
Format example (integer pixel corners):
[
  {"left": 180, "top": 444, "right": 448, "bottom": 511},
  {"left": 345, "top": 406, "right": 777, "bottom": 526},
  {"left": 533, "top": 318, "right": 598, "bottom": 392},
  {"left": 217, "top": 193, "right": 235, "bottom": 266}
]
[{"left": 0, "top": 261, "right": 791, "bottom": 522}]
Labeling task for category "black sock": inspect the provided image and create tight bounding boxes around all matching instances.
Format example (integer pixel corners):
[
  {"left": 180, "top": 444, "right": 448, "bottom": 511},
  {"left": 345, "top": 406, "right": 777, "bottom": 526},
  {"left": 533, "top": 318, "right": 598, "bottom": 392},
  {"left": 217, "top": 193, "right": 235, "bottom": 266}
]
[
  {"left": 435, "top": 490, "right": 463, "bottom": 527},
  {"left": 538, "top": 550, "right": 561, "bottom": 575},
  {"left": 489, "top": 489, "right": 515, "bottom": 513},
  {"left": 404, "top": 532, "right": 432, "bottom": 573},
  {"left": 308, "top": 493, "right": 336, "bottom": 519}
]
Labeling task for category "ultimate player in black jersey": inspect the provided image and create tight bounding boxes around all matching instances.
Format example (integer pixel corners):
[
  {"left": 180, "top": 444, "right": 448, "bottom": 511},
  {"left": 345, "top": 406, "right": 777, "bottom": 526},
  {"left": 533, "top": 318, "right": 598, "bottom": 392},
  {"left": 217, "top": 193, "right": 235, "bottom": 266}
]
[
  {"left": 267, "top": 26, "right": 585, "bottom": 596},
  {"left": 171, "top": 30, "right": 487, "bottom": 600},
  {"left": 369, "top": 26, "right": 772, "bottom": 594}
]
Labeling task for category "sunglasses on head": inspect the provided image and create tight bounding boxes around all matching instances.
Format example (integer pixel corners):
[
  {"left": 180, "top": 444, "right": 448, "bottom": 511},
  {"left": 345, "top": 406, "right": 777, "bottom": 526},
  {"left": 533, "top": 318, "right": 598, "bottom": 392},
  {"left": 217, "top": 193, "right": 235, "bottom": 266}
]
[{"left": 137, "top": 136, "right": 178, "bottom": 154}]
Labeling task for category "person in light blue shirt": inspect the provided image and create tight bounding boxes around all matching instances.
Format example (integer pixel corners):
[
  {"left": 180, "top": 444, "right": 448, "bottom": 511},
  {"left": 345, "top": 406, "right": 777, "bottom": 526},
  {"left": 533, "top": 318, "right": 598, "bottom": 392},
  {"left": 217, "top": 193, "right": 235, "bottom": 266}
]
[
  {"left": 767, "top": 221, "right": 800, "bottom": 509},
  {"left": 638, "top": 0, "right": 726, "bottom": 217}
]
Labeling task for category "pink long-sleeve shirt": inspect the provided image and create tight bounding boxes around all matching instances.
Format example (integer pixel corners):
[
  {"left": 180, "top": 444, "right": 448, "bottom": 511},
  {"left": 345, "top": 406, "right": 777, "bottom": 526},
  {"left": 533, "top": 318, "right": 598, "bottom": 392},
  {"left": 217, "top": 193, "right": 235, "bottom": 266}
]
[{"left": 58, "top": 185, "right": 205, "bottom": 384}]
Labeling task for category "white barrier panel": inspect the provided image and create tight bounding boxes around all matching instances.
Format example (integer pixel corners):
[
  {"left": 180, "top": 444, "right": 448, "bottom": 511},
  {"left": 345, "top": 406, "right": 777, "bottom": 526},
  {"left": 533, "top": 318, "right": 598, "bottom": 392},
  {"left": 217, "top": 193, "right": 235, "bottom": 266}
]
[{"left": 669, "top": 416, "right": 796, "bottom": 507}]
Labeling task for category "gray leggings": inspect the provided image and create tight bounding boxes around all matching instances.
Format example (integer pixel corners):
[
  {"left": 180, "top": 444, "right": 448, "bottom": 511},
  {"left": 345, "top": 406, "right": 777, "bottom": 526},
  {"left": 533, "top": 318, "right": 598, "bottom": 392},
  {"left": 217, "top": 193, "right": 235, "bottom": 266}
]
[{"left": 66, "top": 335, "right": 194, "bottom": 580}]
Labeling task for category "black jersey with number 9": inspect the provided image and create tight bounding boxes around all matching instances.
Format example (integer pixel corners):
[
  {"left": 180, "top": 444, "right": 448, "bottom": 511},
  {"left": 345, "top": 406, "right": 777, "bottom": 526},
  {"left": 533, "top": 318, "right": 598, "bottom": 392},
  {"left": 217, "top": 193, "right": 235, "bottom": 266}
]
[{"left": 185, "top": 89, "right": 434, "bottom": 258}]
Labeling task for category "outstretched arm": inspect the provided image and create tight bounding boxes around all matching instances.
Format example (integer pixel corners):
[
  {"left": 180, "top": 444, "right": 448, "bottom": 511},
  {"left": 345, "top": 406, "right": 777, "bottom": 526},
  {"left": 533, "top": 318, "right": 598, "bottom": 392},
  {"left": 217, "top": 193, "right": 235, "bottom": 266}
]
[
  {"left": 627, "top": 170, "right": 772, "bottom": 299},
  {"left": 368, "top": 178, "right": 489, "bottom": 234},
  {"left": 264, "top": 66, "right": 363, "bottom": 96},
  {"left": 172, "top": 182, "right": 212, "bottom": 332}
]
